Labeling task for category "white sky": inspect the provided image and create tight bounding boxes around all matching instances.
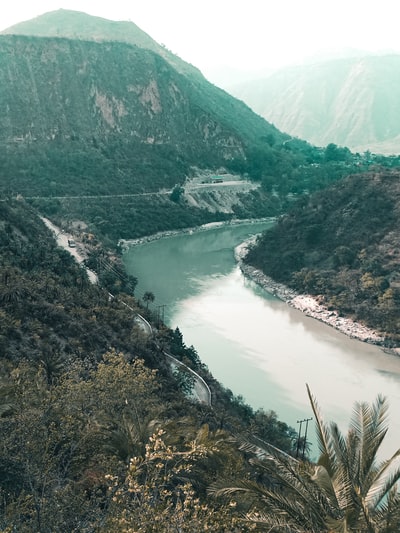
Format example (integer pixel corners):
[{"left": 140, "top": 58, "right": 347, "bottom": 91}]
[{"left": 1, "top": 0, "right": 399, "bottom": 79}]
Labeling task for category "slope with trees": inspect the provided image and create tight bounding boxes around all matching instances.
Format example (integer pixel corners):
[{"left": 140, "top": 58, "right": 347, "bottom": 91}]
[
  {"left": 0, "top": 10, "right": 383, "bottom": 241},
  {"left": 0, "top": 199, "right": 300, "bottom": 531},
  {"left": 245, "top": 170, "right": 400, "bottom": 344}
]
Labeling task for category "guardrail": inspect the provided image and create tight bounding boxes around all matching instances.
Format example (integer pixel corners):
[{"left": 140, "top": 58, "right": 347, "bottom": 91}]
[
  {"left": 164, "top": 351, "right": 212, "bottom": 406},
  {"left": 134, "top": 314, "right": 212, "bottom": 406}
]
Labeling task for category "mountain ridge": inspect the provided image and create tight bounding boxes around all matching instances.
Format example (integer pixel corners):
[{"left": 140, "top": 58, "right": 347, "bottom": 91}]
[
  {"left": 0, "top": 31, "right": 287, "bottom": 197},
  {"left": 0, "top": 9, "right": 203, "bottom": 79},
  {"left": 229, "top": 55, "right": 400, "bottom": 154}
]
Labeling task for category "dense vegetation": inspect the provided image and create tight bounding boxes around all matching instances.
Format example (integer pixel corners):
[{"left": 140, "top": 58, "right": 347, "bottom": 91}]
[
  {"left": 2, "top": 197, "right": 399, "bottom": 533},
  {"left": 0, "top": 33, "right": 287, "bottom": 199},
  {"left": 1, "top": 11, "right": 400, "bottom": 531},
  {"left": 0, "top": 200, "right": 301, "bottom": 531},
  {"left": 245, "top": 170, "right": 400, "bottom": 344},
  {"left": 30, "top": 194, "right": 232, "bottom": 245},
  {"left": 1, "top": 201, "right": 400, "bottom": 531},
  {"left": 0, "top": 29, "right": 390, "bottom": 207},
  {"left": 1, "top": 24, "right": 398, "bottom": 250}
]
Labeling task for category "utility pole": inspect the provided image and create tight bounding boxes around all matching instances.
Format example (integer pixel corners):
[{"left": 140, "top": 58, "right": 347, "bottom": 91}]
[
  {"left": 157, "top": 304, "right": 166, "bottom": 326},
  {"left": 296, "top": 417, "right": 312, "bottom": 459}
]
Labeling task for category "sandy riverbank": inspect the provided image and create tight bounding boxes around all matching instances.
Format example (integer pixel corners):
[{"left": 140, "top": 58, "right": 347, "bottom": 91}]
[{"left": 235, "top": 240, "right": 397, "bottom": 351}]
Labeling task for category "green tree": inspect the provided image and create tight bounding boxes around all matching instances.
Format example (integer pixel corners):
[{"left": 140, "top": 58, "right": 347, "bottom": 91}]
[
  {"left": 169, "top": 184, "right": 185, "bottom": 203},
  {"left": 211, "top": 386, "right": 400, "bottom": 532},
  {"left": 142, "top": 291, "right": 155, "bottom": 309}
]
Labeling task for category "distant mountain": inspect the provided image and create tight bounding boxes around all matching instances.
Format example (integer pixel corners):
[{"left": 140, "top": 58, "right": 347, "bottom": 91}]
[
  {"left": 245, "top": 170, "right": 400, "bottom": 343},
  {"left": 229, "top": 55, "right": 400, "bottom": 155},
  {"left": 0, "top": 10, "right": 291, "bottom": 197}
]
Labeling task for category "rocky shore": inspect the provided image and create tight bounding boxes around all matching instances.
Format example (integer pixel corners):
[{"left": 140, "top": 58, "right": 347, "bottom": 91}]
[{"left": 235, "top": 240, "right": 390, "bottom": 349}]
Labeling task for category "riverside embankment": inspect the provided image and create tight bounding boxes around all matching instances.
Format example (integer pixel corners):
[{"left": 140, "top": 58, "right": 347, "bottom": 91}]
[
  {"left": 235, "top": 239, "right": 392, "bottom": 350},
  {"left": 118, "top": 218, "right": 274, "bottom": 250}
]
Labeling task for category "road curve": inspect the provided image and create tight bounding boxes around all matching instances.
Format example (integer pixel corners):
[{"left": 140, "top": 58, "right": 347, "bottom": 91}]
[{"left": 40, "top": 215, "right": 212, "bottom": 406}]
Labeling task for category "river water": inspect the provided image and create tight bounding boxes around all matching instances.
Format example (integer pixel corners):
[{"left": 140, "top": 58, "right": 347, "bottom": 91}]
[{"left": 123, "top": 221, "right": 400, "bottom": 459}]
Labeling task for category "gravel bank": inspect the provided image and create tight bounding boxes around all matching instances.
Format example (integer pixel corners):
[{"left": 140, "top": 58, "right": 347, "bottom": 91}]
[{"left": 235, "top": 240, "right": 388, "bottom": 348}]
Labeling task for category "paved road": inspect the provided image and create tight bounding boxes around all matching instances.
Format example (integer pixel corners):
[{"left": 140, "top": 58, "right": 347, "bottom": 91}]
[{"left": 41, "top": 215, "right": 211, "bottom": 406}]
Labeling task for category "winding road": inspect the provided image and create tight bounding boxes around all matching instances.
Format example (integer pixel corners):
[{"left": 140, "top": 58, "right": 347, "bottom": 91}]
[{"left": 40, "top": 216, "right": 212, "bottom": 406}]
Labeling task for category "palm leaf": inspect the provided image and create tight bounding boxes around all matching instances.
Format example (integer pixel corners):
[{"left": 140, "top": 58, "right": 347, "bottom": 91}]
[
  {"left": 365, "top": 451, "right": 400, "bottom": 509},
  {"left": 307, "top": 384, "right": 336, "bottom": 474},
  {"left": 351, "top": 395, "right": 389, "bottom": 486}
]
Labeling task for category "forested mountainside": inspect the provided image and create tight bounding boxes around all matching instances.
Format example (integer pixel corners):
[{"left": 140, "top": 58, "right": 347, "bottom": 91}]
[
  {"left": 245, "top": 170, "right": 400, "bottom": 344},
  {"left": 0, "top": 199, "right": 299, "bottom": 531},
  {"left": 230, "top": 55, "right": 400, "bottom": 155},
  {"left": 0, "top": 30, "right": 288, "bottom": 198},
  {"left": 2, "top": 203, "right": 400, "bottom": 532},
  {"left": 0, "top": 10, "right": 385, "bottom": 245}
]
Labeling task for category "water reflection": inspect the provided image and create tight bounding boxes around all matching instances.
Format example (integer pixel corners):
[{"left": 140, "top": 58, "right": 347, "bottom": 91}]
[{"left": 123, "top": 222, "right": 400, "bottom": 459}]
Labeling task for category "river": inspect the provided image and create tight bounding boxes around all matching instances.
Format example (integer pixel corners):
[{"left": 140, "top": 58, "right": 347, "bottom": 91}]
[{"left": 122, "top": 221, "right": 400, "bottom": 459}]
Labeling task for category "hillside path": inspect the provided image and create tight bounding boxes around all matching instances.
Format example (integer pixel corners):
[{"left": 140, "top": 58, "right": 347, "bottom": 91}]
[{"left": 41, "top": 217, "right": 98, "bottom": 284}]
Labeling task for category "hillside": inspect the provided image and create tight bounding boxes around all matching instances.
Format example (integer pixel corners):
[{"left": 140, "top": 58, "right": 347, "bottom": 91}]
[
  {"left": 0, "top": 8, "right": 203, "bottom": 79},
  {"left": 0, "top": 33, "right": 287, "bottom": 197},
  {"left": 0, "top": 10, "right": 377, "bottom": 245},
  {"left": 0, "top": 10, "right": 298, "bottom": 201},
  {"left": 244, "top": 170, "right": 400, "bottom": 344},
  {"left": 230, "top": 55, "right": 400, "bottom": 155},
  {"left": 0, "top": 199, "right": 298, "bottom": 531}
]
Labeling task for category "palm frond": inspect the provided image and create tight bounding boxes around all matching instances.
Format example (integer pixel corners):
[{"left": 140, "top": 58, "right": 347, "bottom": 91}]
[
  {"left": 373, "top": 484, "right": 400, "bottom": 532},
  {"left": 351, "top": 395, "right": 389, "bottom": 484},
  {"left": 365, "top": 452, "right": 400, "bottom": 509},
  {"left": 210, "top": 477, "right": 327, "bottom": 531},
  {"left": 328, "top": 422, "right": 354, "bottom": 509},
  {"left": 307, "top": 384, "right": 336, "bottom": 473}
]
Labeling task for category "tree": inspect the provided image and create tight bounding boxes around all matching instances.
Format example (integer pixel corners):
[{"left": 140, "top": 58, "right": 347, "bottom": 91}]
[
  {"left": 325, "top": 143, "right": 351, "bottom": 162},
  {"left": 169, "top": 184, "right": 185, "bottom": 203},
  {"left": 211, "top": 386, "right": 400, "bottom": 532},
  {"left": 102, "top": 429, "right": 242, "bottom": 532},
  {"left": 142, "top": 291, "right": 155, "bottom": 309}
]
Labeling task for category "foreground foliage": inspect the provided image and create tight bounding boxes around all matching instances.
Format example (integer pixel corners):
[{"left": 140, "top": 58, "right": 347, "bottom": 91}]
[{"left": 212, "top": 385, "right": 400, "bottom": 532}]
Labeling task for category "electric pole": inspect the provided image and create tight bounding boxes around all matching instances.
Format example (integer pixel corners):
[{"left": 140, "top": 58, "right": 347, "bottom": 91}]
[{"left": 296, "top": 417, "right": 312, "bottom": 459}]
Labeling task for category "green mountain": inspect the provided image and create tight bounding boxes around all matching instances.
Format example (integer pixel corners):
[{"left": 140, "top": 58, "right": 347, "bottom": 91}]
[
  {"left": 0, "top": 10, "right": 290, "bottom": 199},
  {"left": 245, "top": 170, "right": 400, "bottom": 343},
  {"left": 229, "top": 55, "right": 400, "bottom": 155},
  {"left": 0, "top": 8, "right": 202, "bottom": 78}
]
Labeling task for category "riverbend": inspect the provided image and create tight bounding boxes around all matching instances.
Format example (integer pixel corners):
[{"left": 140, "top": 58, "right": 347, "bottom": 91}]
[{"left": 123, "top": 221, "right": 400, "bottom": 459}]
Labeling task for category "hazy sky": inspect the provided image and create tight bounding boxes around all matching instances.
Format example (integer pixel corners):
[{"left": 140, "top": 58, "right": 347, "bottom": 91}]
[{"left": 1, "top": 0, "right": 399, "bottom": 80}]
